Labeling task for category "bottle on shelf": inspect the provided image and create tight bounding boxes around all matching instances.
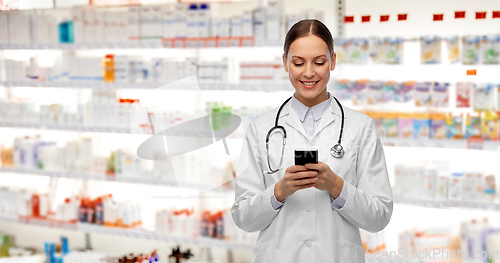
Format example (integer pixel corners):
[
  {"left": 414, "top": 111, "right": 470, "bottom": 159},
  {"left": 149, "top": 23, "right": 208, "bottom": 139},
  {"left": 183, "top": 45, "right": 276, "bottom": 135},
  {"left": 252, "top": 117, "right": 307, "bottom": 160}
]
[{"left": 1, "top": 235, "right": 14, "bottom": 257}]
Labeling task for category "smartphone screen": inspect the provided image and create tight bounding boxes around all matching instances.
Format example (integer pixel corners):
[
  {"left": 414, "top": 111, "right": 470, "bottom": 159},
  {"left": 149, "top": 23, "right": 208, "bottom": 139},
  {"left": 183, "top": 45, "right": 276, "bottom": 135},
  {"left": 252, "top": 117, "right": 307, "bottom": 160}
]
[{"left": 294, "top": 149, "right": 318, "bottom": 166}]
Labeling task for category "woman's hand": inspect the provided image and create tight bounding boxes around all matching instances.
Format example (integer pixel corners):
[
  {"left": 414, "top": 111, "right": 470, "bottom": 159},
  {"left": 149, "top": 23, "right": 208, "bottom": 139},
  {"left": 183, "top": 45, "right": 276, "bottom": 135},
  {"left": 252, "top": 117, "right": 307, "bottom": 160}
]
[
  {"left": 304, "top": 161, "right": 344, "bottom": 198},
  {"left": 274, "top": 165, "right": 318, "bottom": 202}
]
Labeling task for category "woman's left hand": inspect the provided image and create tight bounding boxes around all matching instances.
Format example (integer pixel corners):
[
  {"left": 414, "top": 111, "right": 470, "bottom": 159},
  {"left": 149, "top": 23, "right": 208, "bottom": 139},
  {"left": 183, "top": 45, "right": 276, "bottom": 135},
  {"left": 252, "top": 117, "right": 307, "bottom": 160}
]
[{"left": 304, "top": 161, "right": 344, "bottom": 198}]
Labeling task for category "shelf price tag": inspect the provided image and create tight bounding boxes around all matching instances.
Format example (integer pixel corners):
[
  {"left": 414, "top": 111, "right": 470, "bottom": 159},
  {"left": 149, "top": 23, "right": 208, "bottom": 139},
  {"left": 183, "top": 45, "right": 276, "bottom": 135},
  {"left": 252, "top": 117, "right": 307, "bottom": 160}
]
[
  {"left": 162, "top": 38, "right": 174, "bottom": 48},
  {"left": 174, "top": 39, "right": 186, "bottom": 48},
  {"left": 241, "top": 37, "right": 254, "bottom": 47},
  {"left": 229, "top": 37, "right": 241, "bottom": 47},
  {"left": 467, "top": 137, "right": 484, "bottom": 150},
  {"left": 206, "top": 37, "right": 217, "bottom": 48},
  {"left": 186, "top": 38, "right": 198, "bottom": 48},
  {"left": 218, "top": 37, "right": 230, "bottom": 48}
]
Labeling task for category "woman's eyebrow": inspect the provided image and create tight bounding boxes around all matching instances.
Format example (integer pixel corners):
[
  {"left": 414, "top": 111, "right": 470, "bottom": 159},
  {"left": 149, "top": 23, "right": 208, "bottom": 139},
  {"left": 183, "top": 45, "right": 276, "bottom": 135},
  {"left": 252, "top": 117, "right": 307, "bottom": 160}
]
[{"left": 291, "top": 55, "right": 327, "bottom": 59}]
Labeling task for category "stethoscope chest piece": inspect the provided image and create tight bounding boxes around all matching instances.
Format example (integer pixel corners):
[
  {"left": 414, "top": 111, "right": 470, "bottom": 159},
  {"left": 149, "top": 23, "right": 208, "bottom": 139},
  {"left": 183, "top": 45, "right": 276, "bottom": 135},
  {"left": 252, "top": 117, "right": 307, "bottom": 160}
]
[{"left": 330, "top": 143, "right": 344, "bottom": 158}]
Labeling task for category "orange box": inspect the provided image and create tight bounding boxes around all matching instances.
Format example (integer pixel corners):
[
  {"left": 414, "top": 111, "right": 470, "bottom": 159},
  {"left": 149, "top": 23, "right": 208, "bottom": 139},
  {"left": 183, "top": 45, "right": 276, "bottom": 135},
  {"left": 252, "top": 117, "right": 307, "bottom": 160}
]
[{"left": 467, "top": 69, "right": 477, "bottom": 75}]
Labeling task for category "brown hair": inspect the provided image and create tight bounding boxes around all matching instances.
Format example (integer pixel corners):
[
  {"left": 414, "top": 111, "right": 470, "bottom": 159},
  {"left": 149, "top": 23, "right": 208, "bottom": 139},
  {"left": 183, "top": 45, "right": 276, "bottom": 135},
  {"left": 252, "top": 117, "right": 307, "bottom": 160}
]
[{"left": 283, "top": 19, "right": 334, "bottom": 59}]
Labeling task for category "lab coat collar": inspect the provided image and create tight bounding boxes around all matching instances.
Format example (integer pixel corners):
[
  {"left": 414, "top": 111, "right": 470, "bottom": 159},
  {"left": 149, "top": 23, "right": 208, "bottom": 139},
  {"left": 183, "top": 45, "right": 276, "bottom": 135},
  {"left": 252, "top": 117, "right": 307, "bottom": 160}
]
[
  {"left": 291, "top": 92, "right": 332, "bottom": 123},
  {"left": 282, "top": 90, "right": 345, "bottom": 140}
]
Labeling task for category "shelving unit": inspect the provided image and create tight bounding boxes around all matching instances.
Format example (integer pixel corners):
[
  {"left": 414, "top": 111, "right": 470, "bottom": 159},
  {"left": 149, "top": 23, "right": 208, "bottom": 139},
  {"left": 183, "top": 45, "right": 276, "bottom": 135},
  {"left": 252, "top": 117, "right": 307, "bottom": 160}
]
[
  {"left": 0, "top": 167, "right": 234, "bottom": 192},
  {"left": 0, "top": 39, "right": 284, "bottom": 50},
  {"left": 0, "top": 81, "right": 291, "bottom": 91},
  {"left": 0, "top": 215, "right": 252, "bottom": 250}
]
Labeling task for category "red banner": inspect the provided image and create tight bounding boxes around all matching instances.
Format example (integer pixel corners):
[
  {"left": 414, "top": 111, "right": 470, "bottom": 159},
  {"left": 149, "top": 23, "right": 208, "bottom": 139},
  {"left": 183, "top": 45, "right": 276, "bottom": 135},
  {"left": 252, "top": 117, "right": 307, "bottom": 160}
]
[
  {"left": 476, "top": 12, "right": 487, "bottom": 19},
  {"left": 344, "top": 16, "right": 354, "bottom": 23},
  {"left": 493, "top": 11, "right": 500, "bottom": 18},
  {"left": 380, "top": 15, "right": 390, "bottom": 22},
  {"left": 455, "top": 11, "right": 466, "bottom": 18},
  {"left": 466, "top": 69, "right": 477, "bottom": 75},
  {"left": 433, "top": 14, "right": 444, "bottom": 21},
  {"left": 361, "top": 15, "right": 371, "bottom": 22},
  {"left": 398, "top": 14, "right": 407, "bottom": 21}
]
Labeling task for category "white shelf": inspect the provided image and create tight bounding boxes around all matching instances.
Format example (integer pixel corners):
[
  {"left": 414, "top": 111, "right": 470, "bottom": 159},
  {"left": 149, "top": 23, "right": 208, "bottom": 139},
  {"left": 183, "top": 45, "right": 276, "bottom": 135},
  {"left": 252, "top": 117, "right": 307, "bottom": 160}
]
[
  {"left": 395, "top": 196, "right": 500, "bottom": 210},
  {"left": 0, "top": 81, "right": 291, "bottom": 91},
  {"left": 0, "top": 167, "right": 235, "bottom": 193},
  {"left": 0, "top": 122, "right": 132, "bottom": 134},
  {"left": 0, "top": 40, "right": 283, "bottom": 50},
  {"left": 1, "top": 123, "right": 497, "bottom": 151},
  {"left": 381, "top": 138, "right": 500, "bottom": 151},
  {"left": 0, "top": 215, "right": 252, "bottom": 250},
  {"left": 365, "top": 257, "right": 421, "bottom": 263}
]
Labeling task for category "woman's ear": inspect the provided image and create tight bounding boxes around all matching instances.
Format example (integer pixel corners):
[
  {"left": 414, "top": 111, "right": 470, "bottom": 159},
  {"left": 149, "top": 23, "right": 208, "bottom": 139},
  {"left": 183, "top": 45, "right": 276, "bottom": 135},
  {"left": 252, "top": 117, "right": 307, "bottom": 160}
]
[
  {"left": 330, "top": 52, "right": 336, "bottom": 71},
  {"left": 282, "top": 54, "right": 289, "bottom": 73}
]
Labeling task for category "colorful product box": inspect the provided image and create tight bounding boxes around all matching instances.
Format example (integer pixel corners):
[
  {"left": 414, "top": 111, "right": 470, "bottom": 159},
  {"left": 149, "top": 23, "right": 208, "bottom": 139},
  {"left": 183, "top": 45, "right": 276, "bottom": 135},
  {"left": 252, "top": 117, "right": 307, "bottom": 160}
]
[
  {"left": 446, "top": 114, "right": 463, "bottom": 139},
  {"left": 398, "top": 113, "right": 413, "bottom": 139},
  {"left": 382, "top": 113, "right": 398, "bottom": 138},
  {"left": 456, "top": 82, "right": 473, "bottom": 108},
  {"left": 415, "top": 82, "right": 432, "bottom": 107},
  {"left": 413, "top": 113, "right": 430, "bottom": 139},
  {"left": 465, "top": 114, "right": 481, "bottom": 139},
  {"left": 481, "top": 111, "right": 499, "bottom": 141},
  {"left": 393, "top": 81, "right": 415, "bottom": 102},
  {"left": 430, "top": 113, "right": 447, "bottom": 139},
  {"left": 432, "top": 82, "right": 449, "bottom": 107}
]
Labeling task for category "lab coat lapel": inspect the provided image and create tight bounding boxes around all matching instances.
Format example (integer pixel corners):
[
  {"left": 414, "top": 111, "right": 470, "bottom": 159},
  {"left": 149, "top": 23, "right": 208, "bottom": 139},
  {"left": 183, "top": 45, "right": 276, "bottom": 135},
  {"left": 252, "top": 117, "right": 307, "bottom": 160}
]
[
  {"left": 312, "top": 97, "right": 345, "bottom": 139},
  {"left": 283, "top": 101, "right": 310, "bottom": 140}
]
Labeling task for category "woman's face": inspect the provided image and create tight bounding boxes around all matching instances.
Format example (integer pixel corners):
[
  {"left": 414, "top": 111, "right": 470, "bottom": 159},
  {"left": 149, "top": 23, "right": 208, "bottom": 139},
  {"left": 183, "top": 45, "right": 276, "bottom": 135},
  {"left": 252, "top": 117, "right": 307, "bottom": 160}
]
[{"left": 282, "top": 34, "right": 336, "bottom": 104}]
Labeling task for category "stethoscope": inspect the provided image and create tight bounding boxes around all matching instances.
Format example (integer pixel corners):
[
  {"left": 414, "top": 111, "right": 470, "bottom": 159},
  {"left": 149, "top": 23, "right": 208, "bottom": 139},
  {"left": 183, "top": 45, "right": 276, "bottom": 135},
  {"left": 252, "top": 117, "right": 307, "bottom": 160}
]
[{"left": 265, "top": 95, "right": 345, "bottom": 174}]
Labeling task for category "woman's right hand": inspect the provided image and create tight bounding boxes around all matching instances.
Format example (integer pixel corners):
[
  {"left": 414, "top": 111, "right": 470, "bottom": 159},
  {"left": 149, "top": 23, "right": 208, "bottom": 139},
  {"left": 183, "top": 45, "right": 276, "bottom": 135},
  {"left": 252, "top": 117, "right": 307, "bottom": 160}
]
[{"left": 274, "top": 165, "right": 318, "bottom": 202}]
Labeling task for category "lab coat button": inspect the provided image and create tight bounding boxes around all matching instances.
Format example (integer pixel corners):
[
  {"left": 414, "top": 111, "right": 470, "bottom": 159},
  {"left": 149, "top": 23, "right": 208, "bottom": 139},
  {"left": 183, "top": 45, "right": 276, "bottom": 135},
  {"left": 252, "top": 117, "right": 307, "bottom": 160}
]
[
  {"left": 308, "top": 115, "right": 312, "bottom": 119},
  {"left": 305, "top": 240, "right": 312, "bottom": 247},
  {"left": 305, "top": 206, "right": 313, "bottom": 212}
]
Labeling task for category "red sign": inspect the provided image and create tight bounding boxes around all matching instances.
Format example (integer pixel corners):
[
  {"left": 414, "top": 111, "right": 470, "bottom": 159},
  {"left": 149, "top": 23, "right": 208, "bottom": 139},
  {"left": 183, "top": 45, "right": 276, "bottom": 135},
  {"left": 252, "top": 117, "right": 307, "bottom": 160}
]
[
  {"left": 398, "top": 14, "right": 408, "bottom": 21},
  {"left": 433, "top": 14, "right": 444, "bottom": 21},
  {"left": 380, "top": 15, "right": 390, "bottom": 22},
  {"left": 476, "top": 12, "right": 487, "bottom": 19},
  {"left": 455, "top": 11, "right": 466, "bottom": 18},
  {"left": 493, "top": 11, "right": 500, "bottom": 18},
  {"left": 344, "top": 16, "right": 354, "bottom": 23},
  {"left": 362, "top": 15, "right": 371, "bottom": 22},
  {"left": 89, "top": 0, "right": 140, "bottom": 6}
]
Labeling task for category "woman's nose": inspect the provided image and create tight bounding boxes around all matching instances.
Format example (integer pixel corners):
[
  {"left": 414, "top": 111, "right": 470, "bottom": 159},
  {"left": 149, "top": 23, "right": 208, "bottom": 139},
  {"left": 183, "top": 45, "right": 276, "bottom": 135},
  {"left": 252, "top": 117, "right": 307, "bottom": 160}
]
[{"left": 303, "top": 64, "right": 315, "bottom": 78}]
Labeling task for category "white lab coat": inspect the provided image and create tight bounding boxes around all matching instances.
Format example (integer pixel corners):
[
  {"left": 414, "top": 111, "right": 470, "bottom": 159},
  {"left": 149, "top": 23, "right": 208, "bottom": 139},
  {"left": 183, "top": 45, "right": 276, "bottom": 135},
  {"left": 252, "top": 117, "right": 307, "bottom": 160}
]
[{"left": 231, "top": 96, "right": 393, "bottom": 263}]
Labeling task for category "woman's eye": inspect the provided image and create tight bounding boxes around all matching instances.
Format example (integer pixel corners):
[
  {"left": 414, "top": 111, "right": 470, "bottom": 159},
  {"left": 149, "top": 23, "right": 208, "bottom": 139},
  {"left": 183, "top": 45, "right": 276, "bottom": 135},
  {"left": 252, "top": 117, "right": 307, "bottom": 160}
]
[
  {"left": 294, "top": 63, "right": 303, "bottom": 66},
  {"left": 316, "top": 62, "right": 325, "bottom": 65}
]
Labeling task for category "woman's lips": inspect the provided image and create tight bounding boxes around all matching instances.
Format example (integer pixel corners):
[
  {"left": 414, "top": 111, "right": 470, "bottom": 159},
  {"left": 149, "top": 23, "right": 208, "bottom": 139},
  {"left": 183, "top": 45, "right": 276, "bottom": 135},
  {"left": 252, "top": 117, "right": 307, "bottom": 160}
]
[{"left": 299, "top": 80, "right": 320, "bottom": 89}]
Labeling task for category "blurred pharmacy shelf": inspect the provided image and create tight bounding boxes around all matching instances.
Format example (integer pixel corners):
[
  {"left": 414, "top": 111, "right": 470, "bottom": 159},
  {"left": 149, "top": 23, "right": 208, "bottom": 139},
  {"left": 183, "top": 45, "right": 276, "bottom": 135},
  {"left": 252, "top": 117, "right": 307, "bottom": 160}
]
[
  {"left": 0, "top": 167, "right": 235, "bottom": 193},
  {"left": 0, "top": 81, "right": 291, "bottom": 91},
  {"left": 0, "top": 122, "right": 131, "bottom": 134},
  {"left": 77, "top": 223, "right": 253, "bottom": 250},
  {"left": 0, "top": 214, "right": 77, "bottom": 231},
  {"left": 395, "top": 196, "right": 500, "bottom": 210},
  {"left": 381, "top": 138, "right": 500, "bottom": 151},
  {"left": 0, "top": 215, "right": 253, "bottom": 250},
  {"left": 0, "top": 39, "right": 283, "bottom": 50},
  {"left": 365, "top": 257, "right": 421, "bottom": 263},
  {"left": 1, "top": 123, "right": 499, "bottom": 151}
]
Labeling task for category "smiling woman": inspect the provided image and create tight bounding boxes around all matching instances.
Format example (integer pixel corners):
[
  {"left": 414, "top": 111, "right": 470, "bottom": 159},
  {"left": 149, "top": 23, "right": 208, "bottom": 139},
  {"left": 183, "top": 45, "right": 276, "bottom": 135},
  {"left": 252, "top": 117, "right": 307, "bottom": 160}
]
[
  {"left": 232, "top": 19, "right": 393, "bottom": 263},
  {"left": 282, "top": 20, "right": 336, "bottom": 108}
]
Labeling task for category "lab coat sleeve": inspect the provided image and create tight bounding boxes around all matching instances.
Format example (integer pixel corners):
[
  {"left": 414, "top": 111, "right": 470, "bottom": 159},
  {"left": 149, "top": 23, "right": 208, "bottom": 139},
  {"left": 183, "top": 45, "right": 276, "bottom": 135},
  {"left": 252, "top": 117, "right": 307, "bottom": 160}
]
[
  {"left": 336, "top": 118, "right": 393, "bottom": 233},
  {"left": 231, "top": 119, "right": 280, "bottom": 232}
]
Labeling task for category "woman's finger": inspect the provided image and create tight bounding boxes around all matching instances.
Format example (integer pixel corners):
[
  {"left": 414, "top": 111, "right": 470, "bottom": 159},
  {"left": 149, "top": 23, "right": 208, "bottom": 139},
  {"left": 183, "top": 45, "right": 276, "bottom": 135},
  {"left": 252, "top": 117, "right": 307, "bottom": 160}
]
[
  {"left": 292, "top": 176, "right": 318, "bottom": 186},
  {"left": 289, "top": 170, "right": 317, "bottom": 181}
]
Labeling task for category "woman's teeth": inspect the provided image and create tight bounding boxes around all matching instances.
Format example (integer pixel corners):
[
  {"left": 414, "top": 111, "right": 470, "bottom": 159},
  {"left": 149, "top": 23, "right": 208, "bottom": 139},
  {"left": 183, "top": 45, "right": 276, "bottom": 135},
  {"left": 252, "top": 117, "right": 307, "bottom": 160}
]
[{"left": 302, "top": 81, "right": 318, "bottom": 85}]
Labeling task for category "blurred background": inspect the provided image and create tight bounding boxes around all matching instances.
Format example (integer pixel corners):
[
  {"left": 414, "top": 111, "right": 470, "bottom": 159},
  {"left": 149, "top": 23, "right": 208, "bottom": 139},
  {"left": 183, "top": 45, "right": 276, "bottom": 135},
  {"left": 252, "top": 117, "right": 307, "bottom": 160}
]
[{"left": 1, "top": 0, "right": 500, "bottom": 262}]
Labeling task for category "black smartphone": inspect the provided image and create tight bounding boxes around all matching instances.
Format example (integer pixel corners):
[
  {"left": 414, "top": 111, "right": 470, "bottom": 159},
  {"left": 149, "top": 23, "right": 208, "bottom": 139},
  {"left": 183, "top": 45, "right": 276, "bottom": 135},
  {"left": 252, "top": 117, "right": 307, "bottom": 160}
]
[{"left": 294, "top": 149, "right": 318, "bottom": 166}]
